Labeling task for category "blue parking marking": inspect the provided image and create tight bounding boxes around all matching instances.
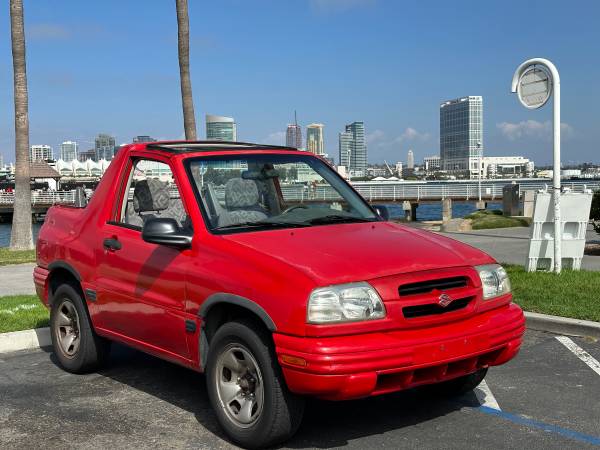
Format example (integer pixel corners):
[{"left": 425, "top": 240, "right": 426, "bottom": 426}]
[{"left": 478, "top": 406, "right": 600, "bottom": 446}]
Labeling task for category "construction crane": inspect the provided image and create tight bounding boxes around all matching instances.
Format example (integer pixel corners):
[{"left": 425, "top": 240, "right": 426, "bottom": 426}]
[{"left": 383, "top": 160, "right": 395, "bottom": 176}]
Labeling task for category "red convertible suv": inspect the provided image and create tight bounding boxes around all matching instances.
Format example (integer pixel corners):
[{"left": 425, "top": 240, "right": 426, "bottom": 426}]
[{"left": 35, "top": 141, "right": 525, "bottom": 448}]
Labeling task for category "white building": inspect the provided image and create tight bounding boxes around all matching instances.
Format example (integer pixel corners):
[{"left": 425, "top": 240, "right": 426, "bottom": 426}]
[
  {"left": 395, "top": 161, "right": 403, "bottom": 175},
  {"left": 423, "top": 155, "right": 441, "bottom": 172},
  {"left": 407, "top": 150, "right": 415, "bottom": 169},
  {"left": 482, "top": 156, "right": 534, "bottom": 178},
  {"left": 30, "top": 145, "right": 53, "bottom": 161}
]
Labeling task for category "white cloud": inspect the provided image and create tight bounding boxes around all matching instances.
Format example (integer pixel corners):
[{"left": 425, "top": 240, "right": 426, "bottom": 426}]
[
  {"left": 365, "top": 128, "right": 430, "bottom": 149},
  {"left": 261, "top": 131, "right": 286, "bottom": 145},
  {"left": 28, "top": 24, "right": 70, "bottom": 40},
  {"left": 394, "top": 127, "right": 430, "bottom": 143},
  {"left": 366, "top": 129, "right": 385, "bottom": 144},
  {"left": 309, "top": 0, "right": 376, "bottom": 14},
  {"left": 497, "top": 120, "right": 573, "bottom": 141}
]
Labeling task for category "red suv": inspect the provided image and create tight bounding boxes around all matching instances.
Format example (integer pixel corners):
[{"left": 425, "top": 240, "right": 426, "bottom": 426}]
[{"left": 35, "top": 141, "right": 525, "bottom": 448}]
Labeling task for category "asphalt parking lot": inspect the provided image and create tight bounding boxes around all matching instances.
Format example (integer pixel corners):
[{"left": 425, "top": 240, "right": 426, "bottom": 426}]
[{"left": 1, "top": 329, "right": 599, "bottom": 449}]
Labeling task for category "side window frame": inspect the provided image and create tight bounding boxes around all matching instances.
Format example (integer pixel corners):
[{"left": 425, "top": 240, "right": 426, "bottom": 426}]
[{"left": 109, "top": 155, "right": 190, "bottom": 231}]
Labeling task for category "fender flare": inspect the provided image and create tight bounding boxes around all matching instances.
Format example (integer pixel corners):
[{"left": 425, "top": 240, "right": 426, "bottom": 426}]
[
  {"left": 199, "top": 293, "right": 276, "bottom": 331},
  {"left": 198, "top": 293, "right": 277, "bottom": 370},
  {"left": 48, "top": 260, "right": 81, "bottom": 282}
]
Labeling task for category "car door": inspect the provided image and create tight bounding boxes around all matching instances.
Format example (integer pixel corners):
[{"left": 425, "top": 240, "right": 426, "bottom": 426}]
[{"left": 94, "top": 157, "right": 193, "bottom": 362}]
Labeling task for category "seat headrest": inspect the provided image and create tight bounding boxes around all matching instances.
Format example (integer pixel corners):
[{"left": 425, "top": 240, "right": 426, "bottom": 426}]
[
  {"left": 225, "top": 178, "right": 259, "bottom": 209},
  {"left": 133, "top": 179, "right": 169, "bottom": 212}
]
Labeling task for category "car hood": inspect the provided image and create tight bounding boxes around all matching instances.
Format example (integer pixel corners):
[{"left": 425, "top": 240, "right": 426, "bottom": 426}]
[{"left": 222, "top": 222, "right": 495, "bottom": 285}]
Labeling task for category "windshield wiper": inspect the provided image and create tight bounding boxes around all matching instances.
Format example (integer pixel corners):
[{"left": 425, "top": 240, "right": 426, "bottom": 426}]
[
  {"left": 307, "top": 215, "right": 377, "bottom": 225},
  {"left": 215, "top": 220, "right": 309, "bottom": 231}
]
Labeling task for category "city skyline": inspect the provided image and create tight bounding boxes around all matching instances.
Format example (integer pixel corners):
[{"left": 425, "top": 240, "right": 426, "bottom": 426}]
[{"left": 1, "top": 1, "right": 598, "bottom": 167}]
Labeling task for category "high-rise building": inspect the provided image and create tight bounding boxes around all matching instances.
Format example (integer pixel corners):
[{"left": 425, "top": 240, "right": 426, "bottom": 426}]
[
  {"left": 95, "top": 134, "right": 116, "bottom": 161},
  {"left": 407, "top": 149, "right": 415, "bottom": 169},
  {"left": 30, "top": 145, "right": 53, "bottom": 161},
  {"left": 78, "top": 149, "right": 96, "bottom": 162},
  {"left": 338, "top": 121, "right": 367, "bottom": 177},
  {"left": 440, "top": 96, "right": 483, "bottom": 177},
  {"left": 306, "top": 123, "right": 325, "bottom": 156},
  {"left": 60, "top": 141, "right": 78, "bottom": 161},
  {"left": 206, "top": 115, "right": 237, "bottom": 141},
  {"left": 286, "top": 112, "right": 302, "bottom": 149},
  {"left": 133, "top": 135, "right": 156, "bottom": 143},
  {"left": 0, "top": 153, "right": 4, "bottom": 168}
]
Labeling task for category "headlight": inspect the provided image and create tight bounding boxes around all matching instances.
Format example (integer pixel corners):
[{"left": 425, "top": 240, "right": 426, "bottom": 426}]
[
  {"left": 307, "top": 282, "right": 386, "bottom": 324},
  {"left": 475, "top": 264, "right": 511, "bottom": 300}
]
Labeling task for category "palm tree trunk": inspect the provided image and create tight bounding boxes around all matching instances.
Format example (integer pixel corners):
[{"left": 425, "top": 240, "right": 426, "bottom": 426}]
[
  {"left": 175, "top": 0, "right": 197, "bottom": 140},
  {"left": 9, "top": 0, "right": 33, "bottom": 250}
]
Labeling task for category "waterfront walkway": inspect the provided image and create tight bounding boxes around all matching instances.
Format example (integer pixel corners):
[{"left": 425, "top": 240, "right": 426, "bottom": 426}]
[
  {"left": 0, "top": 263, "right": 35, "bottom": 296},
  {"left": 436, "top": 226, "right": 600, "bottom": 271}
]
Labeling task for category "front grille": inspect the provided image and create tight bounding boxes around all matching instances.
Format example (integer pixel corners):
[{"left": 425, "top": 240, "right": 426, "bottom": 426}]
[
  {"left": 398, "top": 276, "right": 468, "bottom": 296},
  {"left": 402, "top": 297, "right": 472, "bottom": 318}
]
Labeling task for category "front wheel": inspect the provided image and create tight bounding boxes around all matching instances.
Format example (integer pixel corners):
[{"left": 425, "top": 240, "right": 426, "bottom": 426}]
[{"left": 206, "top": 320, "right": 304, "bottom": 449}]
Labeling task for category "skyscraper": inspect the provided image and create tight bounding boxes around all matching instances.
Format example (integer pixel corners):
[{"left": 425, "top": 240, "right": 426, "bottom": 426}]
[
  {"left": 133, "top": 135, "right": 156, "bottom": 143},
  {"left": 440, "top": 96, "right": 483, "bottom": 177},
  {"left": 407, "top": 149, "right": 414, "bottom": 169},
  {"left": 0, "top": 153, "right": 4, "bottom": 168},
  {"left": 206, "top": 115, "right": 237, "bottom": 141},
  {"left": 306, "top": 123, "right": 325, "bottom": 156},
  {"left": 286, "top": 112, "right": 302, "bottom": 149},
  {"left": 60, "top": 141, "right": 78, "bottom": 161},
  {"left": 338, "top": 121, "right": 367, "bottom": 177},
  {"left": 30, "top": 145, "right": 53, "bottom": 161},
  {"left": 95, "top": 133, "right": 116, "bottom": 161}
]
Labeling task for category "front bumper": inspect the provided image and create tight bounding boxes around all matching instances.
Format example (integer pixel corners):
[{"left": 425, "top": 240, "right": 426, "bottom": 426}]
[{"left": 274, "top": 303, "right": 524, "bottom": 400}]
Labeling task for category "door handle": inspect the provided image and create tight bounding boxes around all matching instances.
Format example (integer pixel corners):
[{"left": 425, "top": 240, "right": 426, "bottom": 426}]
[{"left": 103, "top": 237, "right": 122, "bottom": 251}]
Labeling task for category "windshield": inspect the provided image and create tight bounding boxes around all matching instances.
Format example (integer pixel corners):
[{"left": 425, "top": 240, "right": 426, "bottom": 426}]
[{"left": 186, "top": 153, "right": 378, "bottom": 233}]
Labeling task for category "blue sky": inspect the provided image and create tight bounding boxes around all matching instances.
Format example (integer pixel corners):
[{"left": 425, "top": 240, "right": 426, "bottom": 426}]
[{"left": 1, "top": 0, "right": 599, "bottom": 166}]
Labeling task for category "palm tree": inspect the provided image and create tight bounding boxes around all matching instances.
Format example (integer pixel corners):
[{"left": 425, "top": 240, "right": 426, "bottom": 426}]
[
  {"left": 175, "top": 0, "right": 197, "bottom": 140},
  {"left": 9, "top": 0, "right": 33, "bottom": 250}
]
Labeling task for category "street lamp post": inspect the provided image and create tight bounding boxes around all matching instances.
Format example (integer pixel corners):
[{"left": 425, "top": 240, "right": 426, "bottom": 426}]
[
  {"left": 511, "top": 58, "right": 561, "bottom": 273},
  {"left": 477, "top": 141, "right": 482, "bottom": 205}
]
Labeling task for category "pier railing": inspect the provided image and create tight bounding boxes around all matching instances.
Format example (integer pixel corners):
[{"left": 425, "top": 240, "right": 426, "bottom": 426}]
[
  {"left": 1, "top": 179, "right": 599, "bottom": 207},
  {"left": 0, "top": 191, "right": 75, "bottom": 206}
]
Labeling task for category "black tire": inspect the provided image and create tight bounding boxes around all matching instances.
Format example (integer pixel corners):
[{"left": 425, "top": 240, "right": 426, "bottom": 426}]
[
  {"left": 206, "top": 319, "right": 305, "bottom": 449},
  {"left": 50, "top": 283, "right": 110, "bottom": 374},
  {"left": 433, "top": 368, "right": 488, "bottom": 396}
]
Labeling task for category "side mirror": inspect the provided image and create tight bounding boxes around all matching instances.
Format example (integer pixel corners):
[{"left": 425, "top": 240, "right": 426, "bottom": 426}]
[
  {"left": 142, "top": 217, "right": 192, "bottom": 249},
  {"left": 372, "top": 204, "right": 390, "bottom": 221}
]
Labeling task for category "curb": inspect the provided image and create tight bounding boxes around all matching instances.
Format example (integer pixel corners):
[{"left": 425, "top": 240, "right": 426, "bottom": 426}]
[
  {"left": 0, "top": 328, "right": 51, "bottom": 354},
  {"left": 525, "top": 312, "right": 600, "bottom": 339},
  {"left": 0, "top": 313, "right": 599, "bottom": 354}
]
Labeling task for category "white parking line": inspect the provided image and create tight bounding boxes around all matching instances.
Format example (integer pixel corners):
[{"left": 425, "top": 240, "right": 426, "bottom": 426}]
[
  {"left": 556, "top": 336, "right": 600, "bottom": 377},
  {"left": 475, "top": 379, "right": 501, "bottom": 410}
]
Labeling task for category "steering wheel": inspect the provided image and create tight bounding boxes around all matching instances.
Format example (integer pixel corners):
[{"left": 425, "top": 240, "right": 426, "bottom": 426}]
[{"left": 282, "top": 204, "right": 309, "bottom": 214}]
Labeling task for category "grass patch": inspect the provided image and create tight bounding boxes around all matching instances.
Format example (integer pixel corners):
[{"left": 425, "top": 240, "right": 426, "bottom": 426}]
[
  {"left": 465, "top": 210, "right": 530, "bottom": 230},
  {"left": 0, "top": 248, "right": 36, "bottom": 266},
  {"left": 506, "top": 265, "right": 600, "bottom": 322},
  {"left": 0, "top": 295, "right": 48, "bottom": 333}
]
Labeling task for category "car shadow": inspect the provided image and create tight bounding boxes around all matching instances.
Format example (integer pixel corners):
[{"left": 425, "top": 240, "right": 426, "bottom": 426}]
[
  {"left": 285, "top": 387, "right": 478, "bottom": 449},
  {"left": 49, "top": 343, "right": 480, "bottom": 449}
]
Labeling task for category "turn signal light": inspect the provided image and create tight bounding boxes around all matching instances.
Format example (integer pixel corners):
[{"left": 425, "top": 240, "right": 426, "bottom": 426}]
[{"left": 281, "top": 355, "right": 307, "bottom": 367}]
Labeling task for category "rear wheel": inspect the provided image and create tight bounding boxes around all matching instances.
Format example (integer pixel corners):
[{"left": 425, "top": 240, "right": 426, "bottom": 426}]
[
  {"left": 433, "top": 368, "right": 488, "bottom": 396},
  {"left": 50, "top": 284, "right": 110, "bottom": 373},
  {"left": 206, "top": 320, "right": 304, "bottom": 449}
]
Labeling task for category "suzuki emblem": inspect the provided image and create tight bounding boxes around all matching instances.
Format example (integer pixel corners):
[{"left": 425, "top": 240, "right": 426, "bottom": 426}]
[{"left": 438, "top": 293, "right": 453, "bottom": 307}]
